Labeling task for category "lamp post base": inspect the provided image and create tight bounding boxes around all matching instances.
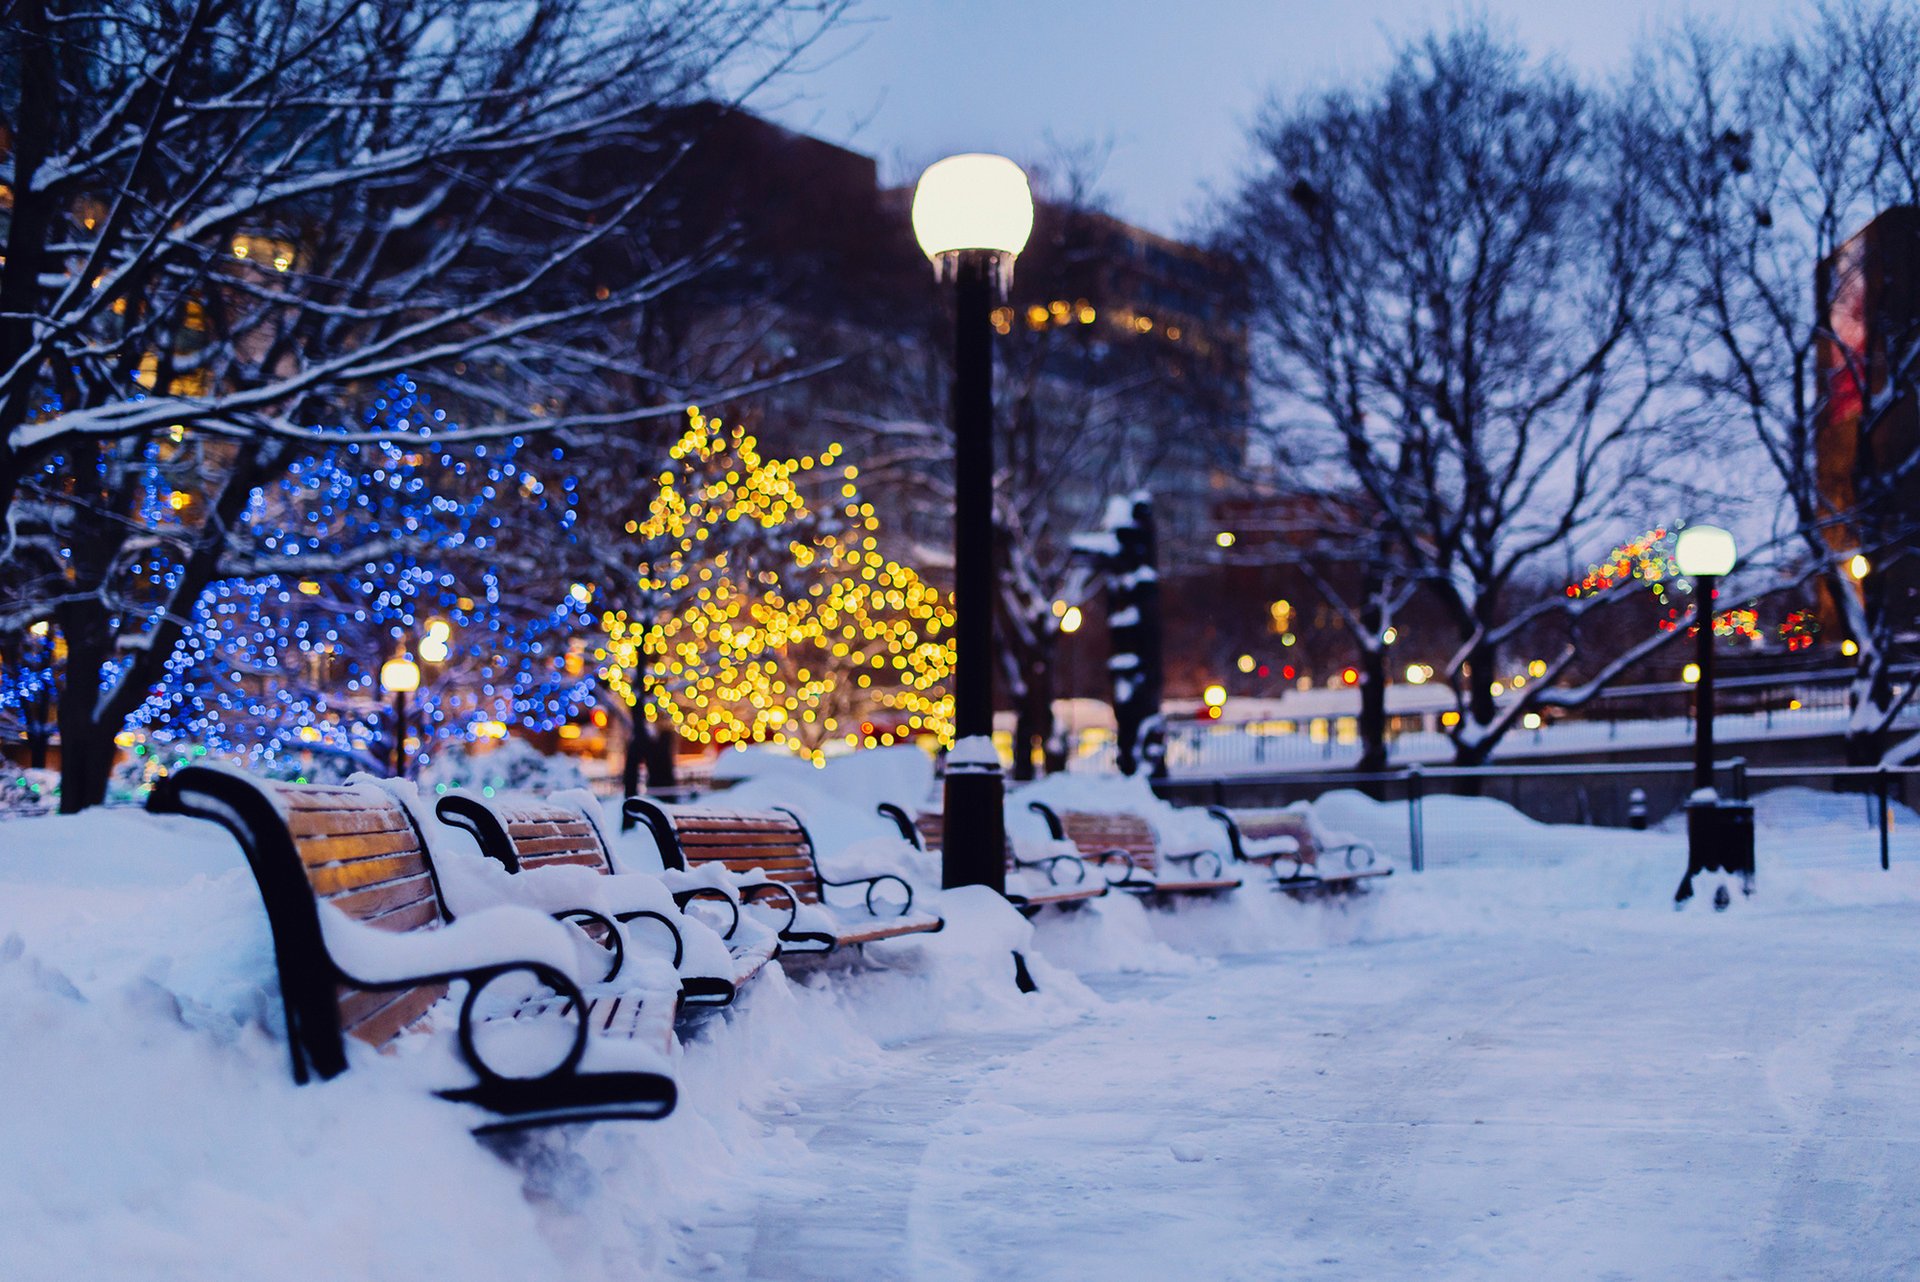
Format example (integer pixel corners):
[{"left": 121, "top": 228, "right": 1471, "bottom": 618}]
[
  {"left": 1676, "top": 797, "right": 1755, "bottom": 907},
  {"left": 942, "top": 754, "right": 1006, "bottom": 896}
]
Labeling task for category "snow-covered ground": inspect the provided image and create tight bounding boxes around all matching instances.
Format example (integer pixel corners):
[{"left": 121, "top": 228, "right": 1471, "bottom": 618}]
[{"left": 4, "top": 751, "right": 1918, "bottom": 1280}]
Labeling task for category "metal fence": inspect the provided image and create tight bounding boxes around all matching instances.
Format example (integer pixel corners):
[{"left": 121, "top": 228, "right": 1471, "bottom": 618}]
[
  {"left": 1156, "top": 758, "right": 1920, "bottom": 875},
  {"left": 1074, "top": 665, "right": 1920, "bottom": 776}
]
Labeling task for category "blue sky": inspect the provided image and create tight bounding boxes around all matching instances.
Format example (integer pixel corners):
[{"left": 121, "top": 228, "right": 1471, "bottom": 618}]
[{"left": 748, "top": 0, "right": 1813, "bottom": 239}]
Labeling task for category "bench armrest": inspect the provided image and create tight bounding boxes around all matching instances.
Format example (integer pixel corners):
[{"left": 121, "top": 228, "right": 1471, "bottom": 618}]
[
  {"left": 1084, "top": 848, "right": 1140, "bottom": 886},
  {"left": 818, "top": 871, "right": 915, "bottom": 918},
  {"left": 1160, "top": 848, "right": 1227, "bottom": 880},
  {"left": 1327, "top": 841, "right": 1380, "bottom": 870},
  {"left": 733, "top": 879, "right": 801, "bottom": 936},
  {"left": 552, "top": 907, "right": 627, "bottom": 983},
  {"left": 1011, "top": 850, "right": 1093, "bottom": 887},
  {"left": 454, "top": 962, "right": 591, "bottom": 1087},
  {"left": 610, "top": 907, "right": 685, "bottom": 970},
  {"left": 670, "top": 886, "right": 742, "bottom": 941},
  {"left": 317, "top": 902, "right": 586, "bottom": 988}
]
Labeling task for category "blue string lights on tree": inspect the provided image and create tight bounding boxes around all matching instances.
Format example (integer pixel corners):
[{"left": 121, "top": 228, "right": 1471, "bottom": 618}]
[{"left": 124, "top": 375, "right": 598, "bottom": 782}]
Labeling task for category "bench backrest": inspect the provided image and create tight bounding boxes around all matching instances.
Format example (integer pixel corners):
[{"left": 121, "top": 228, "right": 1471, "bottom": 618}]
[
  {"left": 626, "top": 799, "right": 822, "bottom": 904},
  {"left": 1026, "top": 801, "right": 1162, "bottom": 873},
  {"left": 439, "top": 793, "right": 614, "bottom": 876},
  {"left": 1217, "top": 808, "right": 1321, "bottom": 866},
  {"left": 893, "top": 805, "right": 1015, "bottom": 869},
  {"left": 1059, "top": 810, "right": 1161, "bottom": 874},
  {"left": 149, "top": 766, "right": 448, "bottom": 1083}
]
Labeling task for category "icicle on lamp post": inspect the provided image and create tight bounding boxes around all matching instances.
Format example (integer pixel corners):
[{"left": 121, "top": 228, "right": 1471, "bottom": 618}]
[
  {"left": 913, "top": 153, "right": 1033, "bottom": 894},
  {"left": 380, "top": 654, "right": 420, "bottom": 778},
  {"left": 1672, "top": 524, "right": 1754, "bottom": 906}
]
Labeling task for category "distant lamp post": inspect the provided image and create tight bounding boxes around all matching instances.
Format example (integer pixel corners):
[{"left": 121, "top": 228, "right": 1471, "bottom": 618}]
[
  {"left": 380, "top": 654, "right": 420, "bottom": 777},
  {"left": 1675, "top": 524, "right": 1735, "bottom": 793},
  {"left": 1672, "top": 523, "right": 1752, "bottom": 906},
  {"left": 913, "top": 153, "right": 1034, "bottom": 894}
]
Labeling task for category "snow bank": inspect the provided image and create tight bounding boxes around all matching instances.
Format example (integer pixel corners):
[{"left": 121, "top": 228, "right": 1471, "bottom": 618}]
[{"left": 7, "top": 753, "right": 1920, "bottom": 1280}]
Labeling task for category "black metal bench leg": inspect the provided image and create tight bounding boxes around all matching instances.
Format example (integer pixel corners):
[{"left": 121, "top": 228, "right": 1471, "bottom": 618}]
[{"left": 1012, "top": 950, "right": 1037, "bottom": 994}]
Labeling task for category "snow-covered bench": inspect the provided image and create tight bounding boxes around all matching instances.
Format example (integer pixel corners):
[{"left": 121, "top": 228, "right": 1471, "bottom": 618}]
[
  {"left": 1206, "top": 806, "right": 1390, "bottom": 895},
  {"left": 435, "top": 791, "right": 778, "bottom": 1011},
  {"left": 148, "top": 765, "right": 677, "bottom": 1131},
  {"left": 625, "top": 798, "right": 944, "bottom": 957},
  {"left": 1025, "top": 802, "right": 1242, "bottom": 898},
  {"left": 874, "top": 801, "right": 1106, "bottom": 914}
]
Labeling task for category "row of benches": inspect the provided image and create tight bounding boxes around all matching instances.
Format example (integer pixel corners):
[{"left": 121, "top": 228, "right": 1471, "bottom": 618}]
[{"left": 147, "top": 764, "right": 1383, "bottom": 1134}]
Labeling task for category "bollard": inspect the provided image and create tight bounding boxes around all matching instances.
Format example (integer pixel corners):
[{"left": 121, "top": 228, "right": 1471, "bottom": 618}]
[
  {"left": 1879, "top": 766, "right": 1892, "bottom": 872},
  {"left": 1627, "top": 787, "right": 1648, "bottom": 830},
  {"left": 1407, "top": 765, "right": 1426, "bottom": 873}
]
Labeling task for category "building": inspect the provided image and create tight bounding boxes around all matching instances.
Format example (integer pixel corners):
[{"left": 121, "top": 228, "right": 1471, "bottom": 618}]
[{"left": 1815, "top": 206, "right": 1920, "bottom": 646}]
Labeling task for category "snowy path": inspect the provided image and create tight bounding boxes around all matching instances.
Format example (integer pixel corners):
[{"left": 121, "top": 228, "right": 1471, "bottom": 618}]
[{"left": 671, "top": 908, "right": 1920, "bottom": 1282}]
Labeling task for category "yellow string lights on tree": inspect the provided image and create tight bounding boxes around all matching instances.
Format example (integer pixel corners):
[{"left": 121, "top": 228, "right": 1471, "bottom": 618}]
[{"left": 598, "top": 409, "right": 955, "bottom": 764}]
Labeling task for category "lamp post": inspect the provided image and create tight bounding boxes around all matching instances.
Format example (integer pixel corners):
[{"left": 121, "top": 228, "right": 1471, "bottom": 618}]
[
  {"left": 380, "top": 654, "right": 420, "bottom": 778},
  {"left": 912, "top": 153, "right": 1034, "bottom": 894},
  {"left": 1675, "top": 524, "right": 1736, "bottom": 794},
  {"left": 1672, "top": 524, "right": 1752, "bottom": 906}
]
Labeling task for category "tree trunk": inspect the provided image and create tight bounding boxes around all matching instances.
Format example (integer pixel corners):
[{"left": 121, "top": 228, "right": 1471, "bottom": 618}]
[
  {"left": 644, "top": 724, "right": 677, "bottom": 790},
  {"left": 1356, "top": 568, "right": 1388, "bottom": 777},
  {"left": 1010, "top": 651, "right": 1054, "bottom": 783},
  {"left": 55, "top": 616, "right": 115, "bottom": 812}
]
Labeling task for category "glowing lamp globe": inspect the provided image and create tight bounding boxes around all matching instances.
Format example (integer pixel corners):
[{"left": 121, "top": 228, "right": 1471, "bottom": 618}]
[
  {"left": 380, "top": 656, "right": 420, "bottom": 694},
  {"left": 911, "top": 154, "right": 1034, "bottom": 262},
  {"left": 1675, "top": 525, "right": 1737, "bottom": 578}
]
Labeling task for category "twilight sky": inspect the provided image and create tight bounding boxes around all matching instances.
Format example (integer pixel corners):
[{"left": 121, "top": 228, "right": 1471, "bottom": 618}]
[{"left": 747, "top": 0, "right": 1813, "bottom": 241}]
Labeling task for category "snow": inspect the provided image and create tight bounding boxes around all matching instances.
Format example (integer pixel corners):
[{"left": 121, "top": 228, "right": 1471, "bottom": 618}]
[
  {"left": 5, "top": 754, "right": 1920, "bottom": 1280},
  {"left": 316, "top": 900, "right": 581, "bottom": 987}
]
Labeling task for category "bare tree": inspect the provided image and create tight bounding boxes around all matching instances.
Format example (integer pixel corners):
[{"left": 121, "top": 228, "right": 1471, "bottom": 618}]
[
  {"left": 1220, "top": 25, "right": 1698, "bottom": 765},
  {"left": 0, "top": 0, "right": 841, "bottom": 807},
  {"left": 1639, "top": 4, "right": 1920, "bottom": 763}
]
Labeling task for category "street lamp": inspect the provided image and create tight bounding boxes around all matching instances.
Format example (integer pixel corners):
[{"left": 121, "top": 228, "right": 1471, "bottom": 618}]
[
  {"left": 913, "top": 153, "right": 1033, "bottom": 894},
  {"left": 380, "top": 653, "right": 420, "bottom": 777},
  {"left": 1675, "top": 524, "right": 1735, "bottom": 794},
  {"left": 1672, "top": 523, "right": 1752, "bottom": 906}
]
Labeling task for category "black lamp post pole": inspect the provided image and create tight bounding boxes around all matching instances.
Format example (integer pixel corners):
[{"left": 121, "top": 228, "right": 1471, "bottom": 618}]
[
  {"left": 1693, "top": 575, "right": 1715, "bottom": 794},
  {"left": 392, "top": 689, "right": 409, "bottom": 778},
  {"left": 942, "top": 249, "right": 1007, "bottom": 894}
]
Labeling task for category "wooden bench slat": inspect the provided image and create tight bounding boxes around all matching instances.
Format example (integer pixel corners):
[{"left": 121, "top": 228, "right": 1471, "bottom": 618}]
[
  {"left": 681, "top": 847, "right": 813, "bottom": 866},
  {"left": 518, "top": 851, "right": 610, "bottom": 871},
  {"left": 831, "top": 917, "right": 943, "bottom": 947},
  {"left": 510, "top": 834, "right": 608, "bottom": 858},
  {"left": 309, "top": 853, "right": 433, "bottom": 898},
  {"left": 360, "top": 894, "right": 441, "bottom": 934},
  {"left": 329, "top": 874, "right": 440, "bottom": 924},
  {"left": 297, "top": 827, "right": 423, "bottom": 865},
  {"left": 286, "top": 807, "right": 413, "bottom": 838},
  {"left": 278, "top": 789, "right": 383, "bottom": 812},
  {"left": 503, "top": 821, "right": 591, "bottom": 840},
  {"left": 341, "top": 982, "right": 446, "bottom": 1048}
]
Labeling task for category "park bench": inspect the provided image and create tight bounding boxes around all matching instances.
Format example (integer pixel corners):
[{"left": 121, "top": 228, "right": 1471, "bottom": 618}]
[
  {"left": 1025, "top": 801, "right": 1243, "bottom": 898},
  {"left": 435, "top": 790, "right": 778, "bottom": 1010},
  {"left": 874, "top": 801, "right": 1106, "bottom": 915},
  {"left": 148, "top": 764, "right": 677, "bottom": 1131},
  {"left": 625, "top": 797, "right": 944, "bottom": 958},
  {"left": 1206, "top": 806, "right": 1391, "bottom": 895}
]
